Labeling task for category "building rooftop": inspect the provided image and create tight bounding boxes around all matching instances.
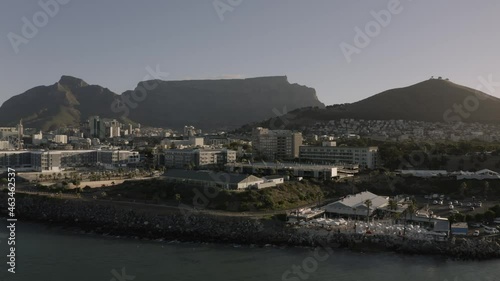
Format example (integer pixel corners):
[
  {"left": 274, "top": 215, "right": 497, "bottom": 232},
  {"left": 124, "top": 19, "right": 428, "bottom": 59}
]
[{"left": 164, "top": 169, "right": 261, "bottom": 184}]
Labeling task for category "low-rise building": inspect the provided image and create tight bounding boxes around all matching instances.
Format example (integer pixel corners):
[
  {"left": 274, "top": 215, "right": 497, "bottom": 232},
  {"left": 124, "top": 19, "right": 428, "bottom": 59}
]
[
  {"left": 163, "top": 170, "right": 266, "bottom": 190},
  {"left": 0, "top": 150, "right": 139, "bottom": 172},
  {"left": 299, "top": 142, "right": 378, "bottom": 169},
  {"left": 451, "top": 222, "right": 468, "bottom": 236},
  {"left": 161, "top": 149, "right": 236, "bottom": 168},
  {"left": 322, "top": 191, "right": 389, "bottom": 217},
  {"left": 226, "top": 162, "right": 337, "bottom": 179}
]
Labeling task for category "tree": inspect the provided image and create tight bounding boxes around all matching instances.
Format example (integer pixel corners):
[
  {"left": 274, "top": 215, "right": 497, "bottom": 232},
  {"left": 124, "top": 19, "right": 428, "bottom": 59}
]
[
  {"left": 403, "top": 202, "right": 416, "bottom": 239},
  {"left": 388, "top": 199, "right": 398, "bottom": 211},
  {"left": 364, "top": 199, "right": 372, "bottom": 223},
  {"left": 459, "top": 182, "right": 467, "bottom": 197},
  {"left": 483, "top": 181, "right": 490, "bottom": 199},
  {"left": 484, "top": 210, "right": 496, "bottom": 222}
]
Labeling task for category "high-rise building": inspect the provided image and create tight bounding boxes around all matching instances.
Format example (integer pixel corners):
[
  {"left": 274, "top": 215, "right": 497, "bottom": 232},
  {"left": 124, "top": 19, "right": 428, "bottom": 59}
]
[
  {"left": 109, "top": 120, "right": 121, "bottom": 138},
  {"left": 89, "top": 116, "right": 105, "bottom": 139},
  {"left": 252, "top": 127, "right": 302, "bottom": 160}
]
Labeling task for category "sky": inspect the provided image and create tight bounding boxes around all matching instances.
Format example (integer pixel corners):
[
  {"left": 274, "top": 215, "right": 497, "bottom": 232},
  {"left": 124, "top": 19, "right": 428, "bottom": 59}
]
[{"left": 1, "top": 0, "right": 500, "bottom": 106}]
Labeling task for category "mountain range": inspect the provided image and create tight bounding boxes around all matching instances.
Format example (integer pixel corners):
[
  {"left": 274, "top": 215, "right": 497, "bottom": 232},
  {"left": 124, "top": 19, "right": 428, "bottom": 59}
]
[
  {"left": 2, "top": 77, "right": 500, "bottom": 132},
  {"left": 0, "top": 75, "right": 324, "bottom": 131},
  {"left": 246, "top": 78, "right": 500, "bottom": 130}
]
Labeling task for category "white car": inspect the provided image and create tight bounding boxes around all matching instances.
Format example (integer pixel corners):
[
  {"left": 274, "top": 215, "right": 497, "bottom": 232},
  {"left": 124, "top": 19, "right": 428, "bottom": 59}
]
[
  {"left": 439, "top": 200, "right": 444, "bottom": 205},
  {"left": 484, "top": 227, "right": 499, "bottom": 234},
  {"left": 448, "top": 205, "right": 454, "bottom": 210},
  {"left": 433, "top": 200, "right": 438, "bottom": 205},
  {"left": 473, "top": 230, "right": 480, "bottom": 236},
  {"left": 453, "top": 200, "right": 459, "bottom": 205}
]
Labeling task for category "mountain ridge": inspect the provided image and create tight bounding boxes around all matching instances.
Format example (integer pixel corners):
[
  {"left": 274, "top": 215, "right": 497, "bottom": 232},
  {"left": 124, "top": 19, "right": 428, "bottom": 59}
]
[
  {"left": 0, "top": 75, "right": 324, "bottom": 130},
  {"left": 242, "top": 78, "right": 500, "bottom": 130}
]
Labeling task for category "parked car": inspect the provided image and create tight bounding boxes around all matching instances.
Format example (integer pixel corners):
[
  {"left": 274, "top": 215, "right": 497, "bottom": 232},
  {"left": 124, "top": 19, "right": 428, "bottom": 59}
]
[
  {"left": 439, "top": 200, "right": 444, "bottom": 205},
  {"left": 474, "top": 202, "right": 482, "bottom": 207},
  {"left": 448, "top": 201, "right": 453, "bottom": 205},
  {"left": 469, "top": 207, "right": 475, "bottom": 211},
  {"left": 453, "top": 200, "right": 459, "bottom": 205},
  {"left": 469, "top": 223, "right": 481, "bottom": 228},
  {"left": 449, "top": 205, "right": 454, "bottom": 210},
  {"left": 473, "top": 230, "right": 480, "bottom": 236},
  {"left": 466, "top": 203, "right": 473, "bottom": 207},
  {"left": 433, "top": 200, "right": 438, "bottom": 205},
  {"left": 450, "top": 210, "right": 459, "bottom": 214},
  {"left": 484, "top": 227, "right": 499, "bottom": 234}
]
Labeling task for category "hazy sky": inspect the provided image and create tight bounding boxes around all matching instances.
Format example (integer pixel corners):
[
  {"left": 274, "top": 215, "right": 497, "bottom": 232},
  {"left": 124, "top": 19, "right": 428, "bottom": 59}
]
[{"left": 1, "top": 0, "right": 500, "bottom": 106}]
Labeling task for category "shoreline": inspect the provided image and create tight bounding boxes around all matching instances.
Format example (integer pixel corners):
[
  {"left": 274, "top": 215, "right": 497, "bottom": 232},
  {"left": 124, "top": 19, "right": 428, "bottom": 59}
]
[{"left": 3, "top": 194, "right": 500, "bottom": 260}]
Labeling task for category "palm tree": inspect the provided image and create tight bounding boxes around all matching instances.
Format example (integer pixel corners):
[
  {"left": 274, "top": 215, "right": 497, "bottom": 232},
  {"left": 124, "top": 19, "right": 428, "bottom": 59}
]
[
  {"left": 484, "top": 181, "right": 490, "bottom": 199},
  {"left": 403, "top": 202, "right": 416, "bottom": 240},
  {"left": 364, "top": 199, "right": 372, "bottom": 223},
  {"left": 387, "top": 199, "right": 398, "bottom": 220},
  {"left": 459, "top": 182, "right": 467, "bottom": 197}
]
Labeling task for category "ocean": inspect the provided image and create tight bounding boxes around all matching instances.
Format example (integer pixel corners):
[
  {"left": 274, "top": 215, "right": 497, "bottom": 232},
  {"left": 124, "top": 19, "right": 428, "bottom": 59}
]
[{"left": 0, "top": 223, "right": 498, "bottom": 281}]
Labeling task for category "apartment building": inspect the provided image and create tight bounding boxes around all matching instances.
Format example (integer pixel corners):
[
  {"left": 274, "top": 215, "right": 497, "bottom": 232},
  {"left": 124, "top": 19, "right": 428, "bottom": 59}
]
[
  {"left": 299, "top": 142, "right": 378, "bottom": 169},
  {"left": 0, "top": 150, "right": 139, "bottom": 172},
  {"left": 252, "top": 127, "right": 302, "bottom": 160},
  {"left": 162, "top": 149, "right": 236, "bottom": 168},
  {"left": 53, "top": 135, "right": 68, "bottom": 144}
]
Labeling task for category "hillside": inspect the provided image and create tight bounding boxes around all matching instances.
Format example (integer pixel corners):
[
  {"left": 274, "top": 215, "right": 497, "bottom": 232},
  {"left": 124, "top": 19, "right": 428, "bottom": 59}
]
[
  {"left": 0, "top": 76, "right": 324, "bottom": 131},
  {"left": 248, "top": 79, "right": 500, "bottom": 129},
  {"left": 0, "top": 76, "right": 126, "bottom": 131}
]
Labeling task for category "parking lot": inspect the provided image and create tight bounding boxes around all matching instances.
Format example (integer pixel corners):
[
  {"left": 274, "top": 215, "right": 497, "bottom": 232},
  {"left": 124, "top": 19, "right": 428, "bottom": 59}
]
[{"left": 417, "top": 194, "right": 500, "bottom": 237}]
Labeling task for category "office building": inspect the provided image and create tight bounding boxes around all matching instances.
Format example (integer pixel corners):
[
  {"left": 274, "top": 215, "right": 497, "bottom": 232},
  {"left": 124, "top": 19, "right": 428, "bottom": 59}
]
[{"left": 252, "top": 127, "right": 302, "bottom": 160}]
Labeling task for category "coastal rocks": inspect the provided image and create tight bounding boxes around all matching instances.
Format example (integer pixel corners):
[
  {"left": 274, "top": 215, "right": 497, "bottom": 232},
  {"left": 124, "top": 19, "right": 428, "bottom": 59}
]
[{"left": 3, "top": 194, "right": 500, "bottom": 260}]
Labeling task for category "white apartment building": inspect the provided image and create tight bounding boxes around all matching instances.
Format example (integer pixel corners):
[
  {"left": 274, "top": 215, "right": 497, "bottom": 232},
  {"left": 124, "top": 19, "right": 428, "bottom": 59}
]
[
  {"left": 299, "top": 142, "right": 378, "bottom": 169},
  {"left": 162, "top": 149, "right": 236, "bottom": 168},
  {"left": 54, "top": 135, "right": 68, "bottom": 144}
]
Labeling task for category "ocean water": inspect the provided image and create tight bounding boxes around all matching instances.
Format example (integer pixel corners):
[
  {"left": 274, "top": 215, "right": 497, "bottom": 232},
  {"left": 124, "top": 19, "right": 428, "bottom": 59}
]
[{"left": 0, "top": 223, "right": 498, "bottom": 281}]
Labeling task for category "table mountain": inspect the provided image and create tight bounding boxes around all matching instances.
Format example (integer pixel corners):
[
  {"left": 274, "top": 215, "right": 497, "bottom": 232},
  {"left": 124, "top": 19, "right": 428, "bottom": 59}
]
[{"left": 0, "top": 75, "right": 324, "bottom": 130}]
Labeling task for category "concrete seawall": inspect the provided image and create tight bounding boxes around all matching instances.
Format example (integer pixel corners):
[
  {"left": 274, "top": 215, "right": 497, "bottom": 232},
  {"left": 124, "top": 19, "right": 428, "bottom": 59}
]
[{"left": 3, "top": 194, "right": 500, "bottom": 260}]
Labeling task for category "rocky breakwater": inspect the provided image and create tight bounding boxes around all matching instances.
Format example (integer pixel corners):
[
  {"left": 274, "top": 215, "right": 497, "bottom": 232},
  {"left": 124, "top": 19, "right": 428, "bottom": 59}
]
[{"left": 2, "top": 194, "right": 500, "bottom": 260}]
